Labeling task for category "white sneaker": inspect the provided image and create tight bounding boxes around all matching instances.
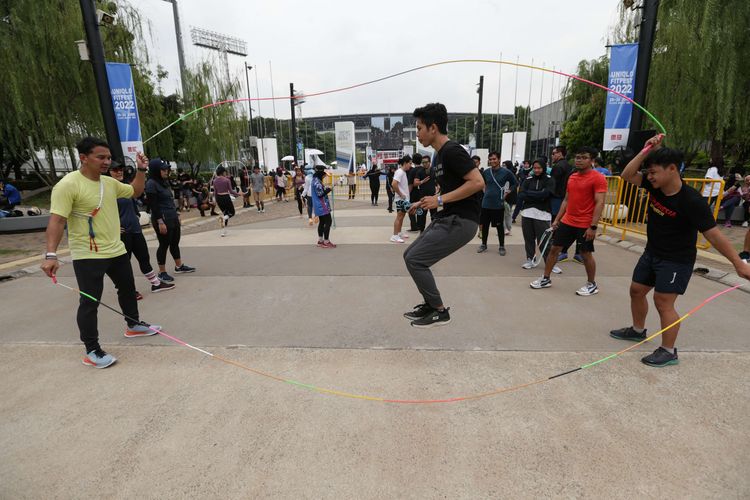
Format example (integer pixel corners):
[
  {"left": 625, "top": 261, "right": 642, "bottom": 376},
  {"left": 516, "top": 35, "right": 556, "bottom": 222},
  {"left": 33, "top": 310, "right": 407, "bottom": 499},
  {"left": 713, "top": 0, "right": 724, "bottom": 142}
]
[
  {"left": 552, "top": 265, "right": 562, "bottom": 274},
  {"left": 576, "top": 281, "right": 599, "bottom": 296},
  {"left": 504, "top": 230, "right": 511, "bottom": 235},
  {"left": 521, "top": 259, "right": 534, "bottom": 269},
  {"left": 220, "top": 228, "right": 226, "bottom": 237},
  {"left": 399, "top": 232, "right": 409, "bottom": 239},
  {"left": 743, "top": 221, "right": 749, "bottom": 228},
  {"left": 390, "top": 235, "right": 405, "bottom": 243}
]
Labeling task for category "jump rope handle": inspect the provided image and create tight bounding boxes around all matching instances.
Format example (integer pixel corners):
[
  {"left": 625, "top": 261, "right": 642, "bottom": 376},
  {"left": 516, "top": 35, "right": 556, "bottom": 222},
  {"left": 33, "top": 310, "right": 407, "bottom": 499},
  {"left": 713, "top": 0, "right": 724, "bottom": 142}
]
[{"left": 640, "top": 133, "right": 665, "bottom": 155}]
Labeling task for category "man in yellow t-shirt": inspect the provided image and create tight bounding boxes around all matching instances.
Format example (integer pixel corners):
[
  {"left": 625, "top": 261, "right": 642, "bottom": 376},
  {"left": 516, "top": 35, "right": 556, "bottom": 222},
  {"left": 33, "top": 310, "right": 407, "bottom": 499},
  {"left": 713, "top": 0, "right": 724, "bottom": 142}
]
[{"left": 41, "top": 137, "right": 162, "bottom": 369}]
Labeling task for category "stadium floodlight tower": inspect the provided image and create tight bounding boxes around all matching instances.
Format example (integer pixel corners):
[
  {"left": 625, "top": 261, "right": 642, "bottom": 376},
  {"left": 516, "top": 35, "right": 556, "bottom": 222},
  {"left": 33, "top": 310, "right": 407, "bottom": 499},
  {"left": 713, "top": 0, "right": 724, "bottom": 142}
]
[{"left": 189, "top": 26, "right": 247, "bottom": 84}]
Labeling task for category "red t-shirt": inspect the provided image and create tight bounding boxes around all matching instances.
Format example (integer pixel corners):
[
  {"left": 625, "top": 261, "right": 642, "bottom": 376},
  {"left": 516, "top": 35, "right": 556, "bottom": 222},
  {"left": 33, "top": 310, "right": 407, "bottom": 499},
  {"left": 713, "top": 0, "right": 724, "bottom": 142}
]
[{"left": 561, "top": 170, "right": 608, "bottom": 228}]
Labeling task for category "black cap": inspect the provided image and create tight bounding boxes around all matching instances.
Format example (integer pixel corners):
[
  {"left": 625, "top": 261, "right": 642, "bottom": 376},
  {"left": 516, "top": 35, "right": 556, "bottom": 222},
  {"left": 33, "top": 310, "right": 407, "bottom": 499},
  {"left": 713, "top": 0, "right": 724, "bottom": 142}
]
[{"left": 149, "top": 158, "right": 170, "bottom": 170}]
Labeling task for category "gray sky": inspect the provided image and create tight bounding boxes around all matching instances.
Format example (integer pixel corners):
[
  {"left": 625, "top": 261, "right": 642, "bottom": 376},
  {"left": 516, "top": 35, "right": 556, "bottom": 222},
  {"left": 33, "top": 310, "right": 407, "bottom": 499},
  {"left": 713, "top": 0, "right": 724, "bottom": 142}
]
[{"left": 127, "top": 0, "right": 622, "bottom": 119}]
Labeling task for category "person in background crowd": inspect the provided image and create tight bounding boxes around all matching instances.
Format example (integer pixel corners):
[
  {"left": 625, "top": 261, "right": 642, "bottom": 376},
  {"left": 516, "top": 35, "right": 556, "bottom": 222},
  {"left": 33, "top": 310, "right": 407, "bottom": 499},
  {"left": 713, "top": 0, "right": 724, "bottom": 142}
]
[
  {"left": 108, "top": 163, "right": 175, "bottom": 298},
  {"left": 0, "top": 178, "right": 22, "bottom": 212},
  {"left": 311, "top": 165, "right": 335, "bottom": 248},
  {"left": 177, "top": 168, "right": 193, "bottom": 212},
  {"left": 146, "top": 158, "right": 196, "bottom": 282}
]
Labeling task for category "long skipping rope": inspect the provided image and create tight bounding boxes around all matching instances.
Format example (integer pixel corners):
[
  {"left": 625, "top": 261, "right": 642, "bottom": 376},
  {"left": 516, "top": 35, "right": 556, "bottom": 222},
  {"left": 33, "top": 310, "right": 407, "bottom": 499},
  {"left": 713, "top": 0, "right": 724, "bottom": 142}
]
[
  {"left": 50, "top": 275, "right": 741, "bottom": 404},
  {"left": 143, "top": 59, "right": 667, "bottom": 145},
  {"left": 58, "top": 59, "right": 710, "bottom": 404}
]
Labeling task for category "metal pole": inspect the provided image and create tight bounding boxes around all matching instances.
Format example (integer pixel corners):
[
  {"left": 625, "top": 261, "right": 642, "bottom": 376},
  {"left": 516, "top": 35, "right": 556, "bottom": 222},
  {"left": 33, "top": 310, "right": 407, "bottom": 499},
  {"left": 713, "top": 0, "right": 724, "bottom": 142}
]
[
  {"left": 510, "top": 55, "right": 519, "bottom": 163},
  {"left": 244, "top": 63, "right": 254, "bottom": 136},
  {"left": 290, "top": 82, "right": 298, "bottom": 163},
  {"left": 165, "top": 0, "right": 187, "bottom": 98},
  {"left": 630, "top": 0, "right": 660, "bottom": 136},
  {"left": 244, "top": 63, "right": 254, "bottom": 165},
  {"left": 475, "top": 75, "right": 484, "bottom": 149},
  {"left": 79, "top": 0, "right": 123, "bottom": 161}
]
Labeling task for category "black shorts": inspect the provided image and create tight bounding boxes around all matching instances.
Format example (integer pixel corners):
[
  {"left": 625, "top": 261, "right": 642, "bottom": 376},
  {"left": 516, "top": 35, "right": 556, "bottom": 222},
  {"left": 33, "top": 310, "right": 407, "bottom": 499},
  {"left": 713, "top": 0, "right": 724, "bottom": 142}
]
[
  {"left": 552, "top": 222, "right": 594, "bottom": 253},
  {"left": 480, "top": 207, "right": 504, "bottom": 227},
  {"left": 632, "top": 251, "right": 693, "bottom": 294}
]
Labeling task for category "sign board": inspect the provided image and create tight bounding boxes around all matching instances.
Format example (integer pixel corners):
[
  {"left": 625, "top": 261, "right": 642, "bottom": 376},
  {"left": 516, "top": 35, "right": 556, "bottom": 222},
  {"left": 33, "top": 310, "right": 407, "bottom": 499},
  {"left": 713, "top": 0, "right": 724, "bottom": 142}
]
[
  {"left": 500, "top": 132, "right": 527, "bottom": 165},
  {"left": 105, "top": 62, "right": 142, "bottom": 162},
  {"left": 603, "top": 43, "right": 638, "bottom": 151},
  {"left": 334, "top": 121, "right": 356, "bottom": 172}
]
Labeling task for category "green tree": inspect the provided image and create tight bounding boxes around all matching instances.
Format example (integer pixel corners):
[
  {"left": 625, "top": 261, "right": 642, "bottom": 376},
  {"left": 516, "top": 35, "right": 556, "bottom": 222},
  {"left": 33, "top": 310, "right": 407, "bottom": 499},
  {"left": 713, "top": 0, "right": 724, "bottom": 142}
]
[
  {"left": 612, "top": 0, "right": 750, "bottom": 166},
  {"left": 559, "top": 56, "right": 608, "bottom": 154}
]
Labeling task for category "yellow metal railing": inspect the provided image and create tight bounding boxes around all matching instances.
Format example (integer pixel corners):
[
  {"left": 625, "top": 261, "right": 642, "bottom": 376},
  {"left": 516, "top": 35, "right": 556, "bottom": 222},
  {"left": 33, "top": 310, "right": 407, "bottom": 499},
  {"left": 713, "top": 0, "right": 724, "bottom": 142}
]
[{"left": 600, "top": 176, "right": 724, "bottom": 249}]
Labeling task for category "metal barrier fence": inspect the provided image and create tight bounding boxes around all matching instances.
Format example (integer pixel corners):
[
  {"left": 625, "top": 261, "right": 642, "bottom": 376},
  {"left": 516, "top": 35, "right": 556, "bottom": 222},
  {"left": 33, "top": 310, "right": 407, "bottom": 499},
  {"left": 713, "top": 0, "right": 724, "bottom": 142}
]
[{"left": 600, "top": 176, "right": 724, "bottom": 249}]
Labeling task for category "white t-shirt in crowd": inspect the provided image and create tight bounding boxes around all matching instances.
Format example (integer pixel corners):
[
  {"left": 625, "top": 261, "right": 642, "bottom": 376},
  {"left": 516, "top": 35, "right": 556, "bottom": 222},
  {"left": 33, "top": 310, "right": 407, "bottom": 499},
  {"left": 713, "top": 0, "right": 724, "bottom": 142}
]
[
  {"left": 702, "top": 166, "right": 722, "bottom": 197},
  {"left": 393, "top": 168, "right": 409, "bottom": 201}
]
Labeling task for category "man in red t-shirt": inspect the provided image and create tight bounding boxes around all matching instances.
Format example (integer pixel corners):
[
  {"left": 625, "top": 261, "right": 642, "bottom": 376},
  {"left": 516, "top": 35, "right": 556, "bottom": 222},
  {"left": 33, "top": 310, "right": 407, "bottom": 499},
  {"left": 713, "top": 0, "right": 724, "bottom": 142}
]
[{"left": 531, "top": 146, "right": 607, "bottom": 295}]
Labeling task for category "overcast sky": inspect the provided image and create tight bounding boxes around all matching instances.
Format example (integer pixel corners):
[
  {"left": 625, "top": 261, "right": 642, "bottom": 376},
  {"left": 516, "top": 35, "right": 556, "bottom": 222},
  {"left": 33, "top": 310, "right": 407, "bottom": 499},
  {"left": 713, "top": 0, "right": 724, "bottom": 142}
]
[{"left": 126, "top": 0, "right": 622, "bottom": 119}]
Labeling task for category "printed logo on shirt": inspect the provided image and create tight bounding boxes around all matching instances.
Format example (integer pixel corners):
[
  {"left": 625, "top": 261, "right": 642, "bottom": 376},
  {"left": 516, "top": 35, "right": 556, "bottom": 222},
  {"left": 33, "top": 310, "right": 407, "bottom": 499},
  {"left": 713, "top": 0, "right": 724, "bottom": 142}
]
[{"left": 649, "top": 197, "right": 677, "bottom": 218}]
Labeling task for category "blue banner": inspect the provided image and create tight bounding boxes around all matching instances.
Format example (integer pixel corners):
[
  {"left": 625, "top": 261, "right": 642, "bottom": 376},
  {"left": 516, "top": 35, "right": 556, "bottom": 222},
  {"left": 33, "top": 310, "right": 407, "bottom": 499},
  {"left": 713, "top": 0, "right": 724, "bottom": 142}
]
[
  {"left": 105, "top": 62, "right": 143, "bottom": 161},
  {"left": 603, "top": 43, "right": 638, "bottom": 151}
]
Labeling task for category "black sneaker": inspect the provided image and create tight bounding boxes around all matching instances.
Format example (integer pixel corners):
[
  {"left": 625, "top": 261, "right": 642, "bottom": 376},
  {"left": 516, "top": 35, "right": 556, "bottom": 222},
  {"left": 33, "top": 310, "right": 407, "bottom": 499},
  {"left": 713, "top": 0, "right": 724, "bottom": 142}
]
[
  {"left": 404, "top": 303, "right": 433, "bottom": 320},
  {"left": 410, "top": 307, "right": 451, "bottom": 328},
  {"left": 740, "top": 251, "right": 750, "bottom": 263},
  {"left": 158, "top": 272, "right": 174, "bottom": 282},
  {"left": 498, "top": 246, "right": 506, "bottom": 256},
  {"left": 174, "top": 264, "right": 196, "bottom": 274},
  {"left": 151, "top": 281, "right": 176, "bottom": 293},
  {"left": 641, "top": 347, "right": 679, "bottom": 367},
  {"left": 609, "top": 326, "right": 647, "bottom": 342}
]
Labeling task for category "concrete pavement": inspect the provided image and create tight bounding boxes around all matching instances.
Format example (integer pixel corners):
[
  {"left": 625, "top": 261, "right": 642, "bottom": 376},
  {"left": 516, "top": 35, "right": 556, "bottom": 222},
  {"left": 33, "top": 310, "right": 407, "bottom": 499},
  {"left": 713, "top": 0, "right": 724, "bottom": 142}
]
[{"left": 1, "top": 206, "right": 749, "bottom": 498}]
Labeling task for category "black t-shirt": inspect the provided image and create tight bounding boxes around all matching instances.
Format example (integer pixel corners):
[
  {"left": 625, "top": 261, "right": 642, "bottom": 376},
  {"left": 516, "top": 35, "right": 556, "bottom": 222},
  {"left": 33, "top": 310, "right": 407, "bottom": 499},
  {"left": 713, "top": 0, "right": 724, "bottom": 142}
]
[
  {"left": 410, "top": 166, "right": 425, "bottom": 202},
  {"left": 420, "top": 164, "right": 437, "bottom": 196},
  {"left": 641, "top": 177, "right": 716, "bottom": 264},
  {"left": 434, "top": 140, "right": 481, "bottom": 222},
  {"left": 550, "top": 159, "right": 572, "bottom": 198}
]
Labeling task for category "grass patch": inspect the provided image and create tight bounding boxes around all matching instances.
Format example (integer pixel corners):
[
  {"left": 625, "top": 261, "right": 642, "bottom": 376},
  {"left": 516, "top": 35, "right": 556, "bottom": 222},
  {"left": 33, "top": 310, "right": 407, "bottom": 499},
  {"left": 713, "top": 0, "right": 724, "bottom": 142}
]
[
  {"left": 21, "top": 190, "right": 52, "bottom": 209},
  {"left": 0, "top": 248, "right": 24, "bottom": 256}
]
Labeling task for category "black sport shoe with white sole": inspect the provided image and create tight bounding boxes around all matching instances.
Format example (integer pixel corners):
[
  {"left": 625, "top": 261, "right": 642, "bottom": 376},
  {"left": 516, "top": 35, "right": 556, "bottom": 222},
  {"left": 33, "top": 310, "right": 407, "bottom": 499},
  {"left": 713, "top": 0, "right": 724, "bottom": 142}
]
[
  {"left": 404, "top": 303, "right": 433, "bottom": 321},
  {"left": 410, "top": 308, "right": 451, "bottom": 328}
]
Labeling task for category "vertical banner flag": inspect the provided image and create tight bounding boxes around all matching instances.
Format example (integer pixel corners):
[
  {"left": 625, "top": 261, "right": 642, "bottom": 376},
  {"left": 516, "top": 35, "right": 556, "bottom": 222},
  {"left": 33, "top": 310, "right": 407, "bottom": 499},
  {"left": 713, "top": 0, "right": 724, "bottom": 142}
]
[
  {"left": 105, "top": 62, "right": 143, "bottom": 162},
  {"left": 334, "top": 121, "right": 356, "bottom": 172},
  {"left": 603, "top": 43, "right": 638, "bottom": 151}
]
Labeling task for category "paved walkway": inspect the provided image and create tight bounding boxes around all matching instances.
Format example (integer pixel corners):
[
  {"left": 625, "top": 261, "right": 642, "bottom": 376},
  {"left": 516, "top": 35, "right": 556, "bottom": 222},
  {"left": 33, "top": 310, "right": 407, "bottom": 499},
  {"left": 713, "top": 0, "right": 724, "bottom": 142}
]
[{"left": 1, "top": 206, "right": 748, "bottom": 498}]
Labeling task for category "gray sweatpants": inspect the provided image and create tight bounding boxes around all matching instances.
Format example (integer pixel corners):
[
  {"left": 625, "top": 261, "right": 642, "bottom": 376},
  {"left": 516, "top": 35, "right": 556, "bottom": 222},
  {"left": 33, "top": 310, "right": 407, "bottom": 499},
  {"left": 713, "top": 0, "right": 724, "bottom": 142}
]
[{"left": 403, "top": 214, "right": 478, "bottom": 309}]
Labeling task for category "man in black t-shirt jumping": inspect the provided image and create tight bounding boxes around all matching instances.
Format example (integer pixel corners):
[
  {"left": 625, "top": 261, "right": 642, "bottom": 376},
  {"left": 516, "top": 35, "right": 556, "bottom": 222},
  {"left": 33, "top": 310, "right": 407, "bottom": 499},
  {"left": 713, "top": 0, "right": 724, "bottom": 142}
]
[
  {"left": 403, "top": 103, "right": 485, "bottom": 328},
  {"left": 610, "top": 134, "right": 750, "bottom": 367}
]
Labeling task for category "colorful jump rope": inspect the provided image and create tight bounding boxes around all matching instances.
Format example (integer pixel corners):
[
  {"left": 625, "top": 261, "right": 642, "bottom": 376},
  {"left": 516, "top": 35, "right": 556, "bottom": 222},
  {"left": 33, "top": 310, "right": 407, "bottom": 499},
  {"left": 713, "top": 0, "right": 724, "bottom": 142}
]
[{"left": 49, "top": 59, "right": 740, "bottom": 404}]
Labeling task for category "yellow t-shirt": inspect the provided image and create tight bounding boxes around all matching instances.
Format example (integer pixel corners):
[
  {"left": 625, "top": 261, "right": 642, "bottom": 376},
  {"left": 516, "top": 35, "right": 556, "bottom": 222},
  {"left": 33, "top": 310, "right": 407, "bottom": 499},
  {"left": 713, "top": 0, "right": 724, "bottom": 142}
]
[{"left": 50, "top": 170, "right": 134, "bottom": 260}]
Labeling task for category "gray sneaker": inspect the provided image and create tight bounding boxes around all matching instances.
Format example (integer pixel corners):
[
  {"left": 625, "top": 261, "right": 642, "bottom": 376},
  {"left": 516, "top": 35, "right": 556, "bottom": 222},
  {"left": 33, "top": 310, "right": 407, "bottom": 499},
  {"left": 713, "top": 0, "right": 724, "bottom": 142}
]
[
  {"left": 82, "top": 349, "right": 117, "bottom": 369},
  {"left": 498, "top": 246, "right": 506, "bottom": 256},
  {"left": 125, "top": 323, "right": 162, "bottom": 338},
  {"left": 477, "top": 245, "right": 487, "bottom": 253}
]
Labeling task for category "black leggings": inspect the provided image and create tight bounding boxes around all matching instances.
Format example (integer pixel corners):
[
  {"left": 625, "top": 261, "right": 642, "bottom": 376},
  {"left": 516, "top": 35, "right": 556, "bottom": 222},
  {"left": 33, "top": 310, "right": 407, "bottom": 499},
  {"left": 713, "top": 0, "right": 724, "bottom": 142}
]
[
  {"left": 73, "top": 254, "right": 138, "bottom": 352},
  {"left": 369, "top": 181, "right": 380, "bottom": 204},
  {"left": 295, "top": 188, "right": 304, "bottom": 214},
  {"left": 152, "top": 218, "right": 181, "bottom": 265},
  {"left": 121, "top": 232, "right": 154, "bottom": 275},
  {"left": 216, "top": 194, "right": 235, "bottom": 224},
  {"left": 348, "top": 184, "right": 356, "bottom": 199},
  {"left": 317, "top": 213, "right": 332, "bottom": 240},
  {"left": 306, "top": 196, "right": 313, "bottom": 218},
  {"left": 480, "top": 208, "right": 505, "bottom": 247}
]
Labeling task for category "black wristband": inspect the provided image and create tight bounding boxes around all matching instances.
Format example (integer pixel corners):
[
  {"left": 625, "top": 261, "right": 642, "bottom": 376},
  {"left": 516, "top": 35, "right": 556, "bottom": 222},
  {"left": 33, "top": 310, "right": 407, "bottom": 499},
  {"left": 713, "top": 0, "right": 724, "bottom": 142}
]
[{"left": 590, "top": 225, "right": 598, "bottom": 230}]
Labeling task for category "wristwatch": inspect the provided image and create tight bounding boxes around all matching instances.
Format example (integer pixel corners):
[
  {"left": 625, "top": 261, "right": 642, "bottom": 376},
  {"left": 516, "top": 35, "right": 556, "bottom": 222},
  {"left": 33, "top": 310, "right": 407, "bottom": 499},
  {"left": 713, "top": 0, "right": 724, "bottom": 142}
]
[
  {"left": 437, "top": 195, "right": 443, "bottom": 207},
  {"left": 589, "top": 225, "right": 598, "bottom": 230},
  {"left": 137, "top": 167, "right": 148, "bottom": 172}
]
